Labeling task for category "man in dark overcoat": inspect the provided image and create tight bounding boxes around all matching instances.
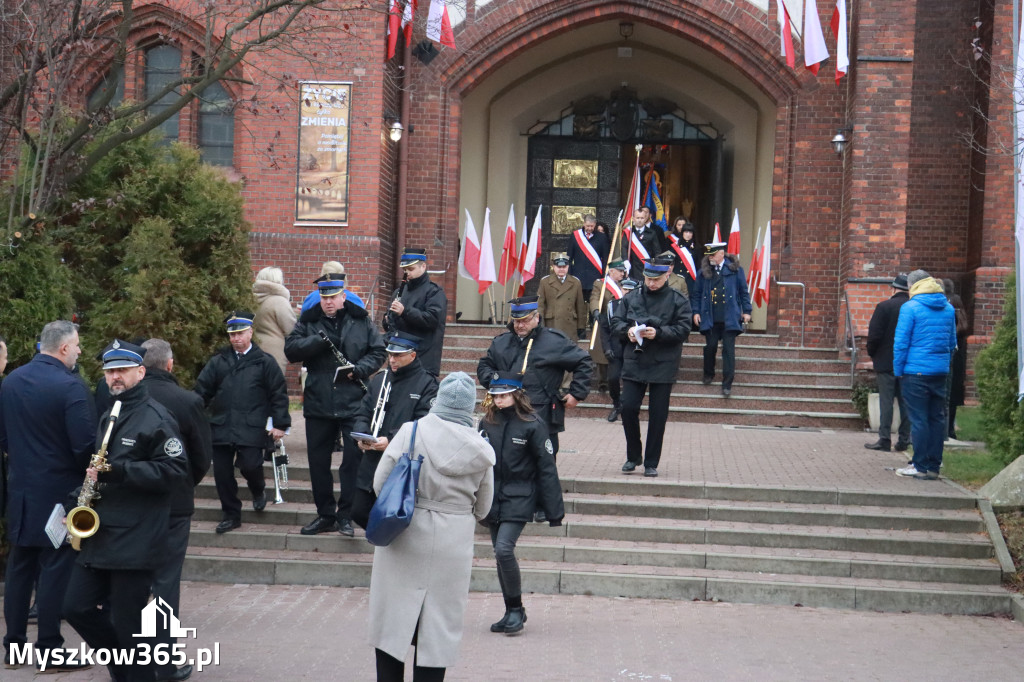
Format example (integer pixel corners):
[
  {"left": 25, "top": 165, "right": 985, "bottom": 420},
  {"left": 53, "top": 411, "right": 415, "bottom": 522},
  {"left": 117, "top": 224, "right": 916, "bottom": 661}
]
[
  {"left": 286, "top": 273, "right": 387, "bottom": 537},
  {"left": 195, "top": 312, "right": 290, "bottom": 535},
  {"left": 477, "top": 296, "right": 593, "bottom": 458},
  {"left": 864, "top": 274, "right": 912, "bottom": 452},
  {"left": 1, "top": 321, "right": 96, "bottom": 671},
  {"left": 611, "top": 258, "right": 691, "bottom": 477},
  {"left": 383, "top": 247, "right": 447, "bottom": 377}
]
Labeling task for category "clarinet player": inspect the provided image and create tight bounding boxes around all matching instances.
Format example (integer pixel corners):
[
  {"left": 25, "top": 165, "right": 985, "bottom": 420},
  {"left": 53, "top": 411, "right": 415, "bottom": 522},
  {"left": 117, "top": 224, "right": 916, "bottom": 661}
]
[
  {"left": 382, "top": 247, "right": 447, "bottom": 377},
  {"left": 285, "top": 272, "right": 386, "bottom": 538}
]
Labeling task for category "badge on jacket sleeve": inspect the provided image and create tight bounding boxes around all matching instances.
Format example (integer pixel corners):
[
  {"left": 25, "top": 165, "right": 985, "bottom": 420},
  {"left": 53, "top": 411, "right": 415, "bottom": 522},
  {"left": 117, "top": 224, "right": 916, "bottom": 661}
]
[
  {"left": 164, "top": 438, "right": 184, "bottom": 457},
  {"left": 544, "top": 439, "right": 554, "bottom": 455}
]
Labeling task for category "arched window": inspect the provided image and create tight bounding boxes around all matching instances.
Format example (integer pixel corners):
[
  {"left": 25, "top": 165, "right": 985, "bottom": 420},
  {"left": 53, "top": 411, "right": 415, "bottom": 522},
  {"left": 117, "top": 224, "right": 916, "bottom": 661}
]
[
  {"left": 145, "top": 45, "right": 182, "bottom": 142},
  {"left": 198, "top": 82, "right": 234, "bottom": 166},
  {"left": 87, "top": 66, "right": 124, "bottom": 111}
]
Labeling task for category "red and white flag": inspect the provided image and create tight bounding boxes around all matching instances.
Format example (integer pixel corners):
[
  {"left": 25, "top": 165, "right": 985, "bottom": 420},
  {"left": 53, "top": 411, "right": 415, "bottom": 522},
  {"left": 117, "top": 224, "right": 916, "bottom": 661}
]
[
  {"left": 603, "top": 276, "right": 624, "bottom": 300},
  {"left": 426, "top": 0, "right": 455, "bottom": 49},
  {"left": 497, "top": 205, "right": 517, "bottom": 285},
  {"left": 457, "top": 209, "right": 480, "bottom": 283},
  {"left": 520, "top": 206, "right": 542, "bottom": 289},
  {"left": 748, "top": 226, "right": 763, "bottom": 293},
  {"left": 477, "top": 208, "right": 496, "bottom": 294},
  {"left": 713, "top": 222, "right": 722, "bottom": 243},
  {"left": 386, "top": 0, "right": 402, "bottom": 61},
  {"left": 668, "top": 233, "right": 697, "bottom": 279},
  {"left": 831, "top": 0, "right": 849, "bottom": 85},
  {"left": 727, "top": 208, "right": 741, "bottom": 256},
  {"left": 778, "top": 0, "right": 796, "bottom": 68},
  {"left": 619, "top": 148, "right": 642, "bottom": 256},
  {"left": 755, "top": 222, "right": 772, "bottom": 307},
  {"left": 804, "top": 0, "right": 830, "bottom": 75},
  {"left": 403, "top": 0, "right": 416, "bottom": 45}
]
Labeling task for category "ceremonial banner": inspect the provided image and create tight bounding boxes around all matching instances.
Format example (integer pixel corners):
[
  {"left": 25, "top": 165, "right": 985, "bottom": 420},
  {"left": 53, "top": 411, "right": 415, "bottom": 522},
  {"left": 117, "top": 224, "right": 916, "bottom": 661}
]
[{"left": 296, "top": 82, "right": 352, "bottom": 225}]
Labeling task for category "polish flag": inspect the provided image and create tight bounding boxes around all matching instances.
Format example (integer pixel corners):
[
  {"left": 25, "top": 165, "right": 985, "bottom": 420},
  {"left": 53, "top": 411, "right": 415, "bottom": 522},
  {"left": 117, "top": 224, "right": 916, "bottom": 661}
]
[
  {"left": 755, "top": 222, "right": 773, "bottom": 307},
  {"left": 402, "top": 0, "right": 416, "bottom": 45},
  {"left": 477, "top": 208, "right": 496, "bottom": 294},
  {"left": 497, "top": 205, "right": 517, "bottom": 285},
  {"left": 803, "top": 0, "right": 830, "bottom": 75},
  {"left": 620, "top": 148, "right": 642, "bottom": 249},
  {"left": 778, "top": 0, "right": 796, "bottom": 68},
  {"left": 457, "top": 209, "right": 480, "bottom": 283},
  {"left": 713, "top": 222, "right": 722, "bottom": 243},
  {"left": 386, "top": 0, "right": 401, "bottom": 61},
  {"left": 520, "top": 206, "right": 542, "bottom": 289},
  {"left": 426, "top": 0, "right": 455, "bottom": 49},
  {"left": 727, "top": 209, "right": 741, "bottom": 256},
  {"left": 831, "top": 0, "right": 849, "bottom": 85},
  {"left": 748, "top": 226, "right": 763, "bottom": 294}
]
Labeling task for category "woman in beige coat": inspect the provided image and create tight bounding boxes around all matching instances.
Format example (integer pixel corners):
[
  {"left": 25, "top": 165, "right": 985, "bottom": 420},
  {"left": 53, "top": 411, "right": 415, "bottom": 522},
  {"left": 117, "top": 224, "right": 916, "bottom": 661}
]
[
  {"left": 369, "top": 372, "right": 494, "bottom": 682},
  {"left": 252, "top": 266, "right": 296, "bottom": 375}
]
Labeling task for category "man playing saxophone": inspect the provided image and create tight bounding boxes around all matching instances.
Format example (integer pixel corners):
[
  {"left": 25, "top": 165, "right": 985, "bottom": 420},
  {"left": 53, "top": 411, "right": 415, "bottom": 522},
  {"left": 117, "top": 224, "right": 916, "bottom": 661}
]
[{"left": 63, "top": 340, "right": 187, "bottom": 682}]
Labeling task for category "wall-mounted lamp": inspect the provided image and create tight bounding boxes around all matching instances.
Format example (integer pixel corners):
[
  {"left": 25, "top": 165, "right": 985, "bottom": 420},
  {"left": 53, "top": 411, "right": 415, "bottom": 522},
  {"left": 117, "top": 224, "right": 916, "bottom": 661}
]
[
  {"left": 831, "top": 126, "right": 853, "bottom": 156},
  {"left": 619, "top": 22, "right": 634, "bottom": 41},
  {"left": 384, "top": 110, "right": 403, "bottom": 142}
]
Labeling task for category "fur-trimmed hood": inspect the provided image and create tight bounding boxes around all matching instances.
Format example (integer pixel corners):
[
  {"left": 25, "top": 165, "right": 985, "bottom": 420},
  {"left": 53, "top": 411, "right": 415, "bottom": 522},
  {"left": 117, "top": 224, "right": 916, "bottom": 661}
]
[{"left": 699, "top": 253, "right": 740, "bottom": 279}]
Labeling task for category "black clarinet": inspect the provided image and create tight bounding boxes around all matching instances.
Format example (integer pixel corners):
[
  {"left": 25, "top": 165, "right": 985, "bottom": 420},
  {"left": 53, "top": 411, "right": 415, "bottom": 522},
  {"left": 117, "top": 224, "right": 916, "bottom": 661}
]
[
  {"left": 317, "top": 330, "right": 368, "bottom": 392},
  {"left": 383, "top": 272, "right": 409, "bottom": 330}
]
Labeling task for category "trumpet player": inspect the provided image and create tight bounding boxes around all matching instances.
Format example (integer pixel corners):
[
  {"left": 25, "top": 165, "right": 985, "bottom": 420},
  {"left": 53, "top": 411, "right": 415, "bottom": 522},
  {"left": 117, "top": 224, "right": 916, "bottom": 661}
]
[
  {"left": 350, "top": 332, "right": 438, "bottom": 529},
  {"left": 286, "top": 272, "right": 386, "bottom": 537},
  {"left": 1, "top": 321, "right": 96, "bottom": 671},
  {"left": 63, "top": 339, "right": 187, "bottom": 682},
  {"left": 477, "top": 296, "right": 593, "bottom": 459},
  {"left": 382, "top": 247, "right": 447, "bottom": 377}
]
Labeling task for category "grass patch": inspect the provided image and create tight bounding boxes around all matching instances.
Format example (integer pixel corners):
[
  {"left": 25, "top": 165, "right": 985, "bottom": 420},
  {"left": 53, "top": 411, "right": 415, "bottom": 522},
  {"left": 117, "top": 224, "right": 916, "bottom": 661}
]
[
  {"left": 953, "top": 405, "right": 984, "bottom": 442},
  {"left": 941, "top": 448, "right": 1008, "bottom": 489}
]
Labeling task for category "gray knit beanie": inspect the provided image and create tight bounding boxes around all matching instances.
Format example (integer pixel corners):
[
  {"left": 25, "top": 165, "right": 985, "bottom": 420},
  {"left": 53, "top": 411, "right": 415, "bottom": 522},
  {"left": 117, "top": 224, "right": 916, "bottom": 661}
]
[
  {"left": 430, "top": 371, "right": 477, "bottom": 426},
  {"left": 907, "top": 269, "right": 930, "bottom": 288}
]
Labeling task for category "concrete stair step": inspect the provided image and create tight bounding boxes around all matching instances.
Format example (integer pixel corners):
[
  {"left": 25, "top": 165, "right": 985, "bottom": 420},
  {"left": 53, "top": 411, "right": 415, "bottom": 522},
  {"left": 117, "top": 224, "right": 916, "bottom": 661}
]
[
  {"left": 575, "top": 404, "right": 863, "bottom": 429},
  {"left": 577, "top": 393, "right": 856, "bottom": 413},
  {"left": 442, "top": 343, "right": 844, "bottom": 362},
  {"left": 441, "top": 349, "right": 849, "bottom": 372}
]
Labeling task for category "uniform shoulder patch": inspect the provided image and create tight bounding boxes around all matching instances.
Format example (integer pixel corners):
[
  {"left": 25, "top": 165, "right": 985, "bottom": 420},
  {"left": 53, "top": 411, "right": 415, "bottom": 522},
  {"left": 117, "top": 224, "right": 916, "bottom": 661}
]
[
  {"left": 544, "top": 439, "right": 554, "bottom": 455},
  {"left": 164, "top": 438, "right": 184, "bottom": 458},
  {"left": 429, "top": 397, "right": 437, "bottom": 407}
]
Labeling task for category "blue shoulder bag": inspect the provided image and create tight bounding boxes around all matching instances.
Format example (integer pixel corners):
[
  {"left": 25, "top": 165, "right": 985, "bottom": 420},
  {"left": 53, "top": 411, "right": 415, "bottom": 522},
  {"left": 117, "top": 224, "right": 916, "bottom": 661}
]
[{"left": 366, "top": 421, "right": 423, "bottom": 547}]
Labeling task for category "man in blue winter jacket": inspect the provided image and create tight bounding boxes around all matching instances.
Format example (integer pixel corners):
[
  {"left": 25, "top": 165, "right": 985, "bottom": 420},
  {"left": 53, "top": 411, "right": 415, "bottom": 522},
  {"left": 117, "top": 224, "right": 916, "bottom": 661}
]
[{"left": 893, "top": 269, "right": 957, "bottom": 480}]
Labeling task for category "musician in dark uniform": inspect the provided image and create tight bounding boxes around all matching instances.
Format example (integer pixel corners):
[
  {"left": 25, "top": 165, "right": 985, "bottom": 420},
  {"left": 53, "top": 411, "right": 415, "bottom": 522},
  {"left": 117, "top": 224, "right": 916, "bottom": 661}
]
[
  {"left": 350, "top": 331, "right": 438, "bottom": 529},
  {"left": 286, "top": 273, "right": 386, "bottom": 537},
  {"left": 63, "top": 340, "right": 188, "bottom": 682},
  {"left": 594, "top": 270, "right": 636, "bottom": 422},
  {"left": 383, "top": 247, "right": 447, "bottom": 377},
  {"left": 194, "top": 312, "right": 290, "bottom": 535},
  {"left": 611, "top": 257, "right": 692, "bottom": 477},
  {"left": 476, "top": 296, "right": 593, "bottom": 458}
]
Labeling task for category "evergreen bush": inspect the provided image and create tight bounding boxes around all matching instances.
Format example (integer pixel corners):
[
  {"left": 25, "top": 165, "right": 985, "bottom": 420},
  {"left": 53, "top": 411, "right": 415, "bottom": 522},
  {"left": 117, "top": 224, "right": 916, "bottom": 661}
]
[{"left": 974, "top": 274, "right": 1024, "bottom": 465}]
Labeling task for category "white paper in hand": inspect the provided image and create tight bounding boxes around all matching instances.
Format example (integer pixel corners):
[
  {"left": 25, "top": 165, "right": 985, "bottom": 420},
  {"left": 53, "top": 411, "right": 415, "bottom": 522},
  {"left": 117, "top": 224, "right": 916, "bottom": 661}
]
[
  {"left": 45, "top": 503, "right": 68, "bottom": 549},
  {"left": 631, "top": 323, "right": 648, "bottom": 347}
]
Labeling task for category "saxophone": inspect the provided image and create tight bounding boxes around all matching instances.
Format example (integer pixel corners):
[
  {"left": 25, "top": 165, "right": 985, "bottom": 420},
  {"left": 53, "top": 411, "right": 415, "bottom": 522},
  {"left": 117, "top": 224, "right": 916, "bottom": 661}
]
[{"left": 66, "top": 400, "right": 122, "bottom": 551}]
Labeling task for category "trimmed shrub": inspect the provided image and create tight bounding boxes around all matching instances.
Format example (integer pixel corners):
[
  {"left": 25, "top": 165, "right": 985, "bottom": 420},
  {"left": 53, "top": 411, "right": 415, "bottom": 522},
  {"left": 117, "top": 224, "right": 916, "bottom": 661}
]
[{"left": 974, "top": 274, "right": 1024, "bottom": 465}]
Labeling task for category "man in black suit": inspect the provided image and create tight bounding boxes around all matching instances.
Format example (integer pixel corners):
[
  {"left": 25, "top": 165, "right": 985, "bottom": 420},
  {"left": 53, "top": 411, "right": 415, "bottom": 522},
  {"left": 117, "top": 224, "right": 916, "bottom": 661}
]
[
  {"left": 566, "top": 214, "right": 610, "bottom": 306},
  {"left": 865, "top": 274, "right": 912, "bottom": 452}
]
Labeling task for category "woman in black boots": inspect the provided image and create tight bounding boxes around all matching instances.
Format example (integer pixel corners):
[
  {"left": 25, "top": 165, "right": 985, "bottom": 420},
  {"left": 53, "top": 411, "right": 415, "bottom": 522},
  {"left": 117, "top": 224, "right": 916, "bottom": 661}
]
[{"left": 479, "top": 371, "right": 565, "bottom": 635}]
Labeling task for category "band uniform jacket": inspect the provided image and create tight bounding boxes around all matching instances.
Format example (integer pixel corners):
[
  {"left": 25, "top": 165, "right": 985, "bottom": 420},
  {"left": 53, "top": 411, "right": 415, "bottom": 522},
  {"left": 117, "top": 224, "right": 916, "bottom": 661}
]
[
  {"left": 194, "top": 343, "right": 291, "bottom": 448},
  {"left": 352, "top": 358, "right": 438, "bottom": 492},
  {"left": 383, "top": 272, "right": 448, "bottom": 376},
  {"left": 610, "top": 284, "right": 692, "bottom": 384},
  {"left": 538, "top": 273, "right": 587, "bottom": 340},
  {"left": 589, "top": 278, "right": 620, "bottom": 366},
  {"left": 285, "top": 299, "right": 387, "bottom": 420},
  {"left": 480, "top": 408, "right": 564, "bottom": 525},
  {"left": 0, "top": 354, "right": 97, "bottom": 546},
  {"left": 477, "top": 326, "right": 594, "bottom": 433},
  {"left": 76, "top": 383, "right": 188, "bottom": 570},
  {"left": 143, "top": 367, "right": 213, "bottom": 516},
  {"left": 566, "top": 228, "right": 610, "bottom": 289}
]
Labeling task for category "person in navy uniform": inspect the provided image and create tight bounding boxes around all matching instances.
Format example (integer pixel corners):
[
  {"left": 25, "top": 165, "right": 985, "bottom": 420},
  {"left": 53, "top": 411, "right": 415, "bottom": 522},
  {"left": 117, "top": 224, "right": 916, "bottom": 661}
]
[
  {"left": 63, "top": 340, "right": 188, "bottom": 682},
  {"left": 383, "top": 248, "right": 448, "bottom": 377},
  {"left": 1, "top": 321, "right": 96, "bottom": 672},
  {"left": 350, "top": 331, "right": 438, "bottom": 529},
  {"left": 194, "top": 312, "right": 290, "bottom": 535}
]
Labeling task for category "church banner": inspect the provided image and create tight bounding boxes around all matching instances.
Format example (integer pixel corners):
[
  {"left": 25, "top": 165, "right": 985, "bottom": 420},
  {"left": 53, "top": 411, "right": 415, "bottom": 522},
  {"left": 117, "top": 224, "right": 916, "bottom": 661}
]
[{"left": 296, "top": 82, "right": 352, "bottom": 225}]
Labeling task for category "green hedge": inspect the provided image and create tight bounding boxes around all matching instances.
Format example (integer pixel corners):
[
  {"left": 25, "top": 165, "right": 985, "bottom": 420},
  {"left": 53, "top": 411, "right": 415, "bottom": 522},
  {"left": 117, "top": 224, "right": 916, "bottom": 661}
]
[{"left": 974, "top": 274, "right": 1024, "bottom": 466}]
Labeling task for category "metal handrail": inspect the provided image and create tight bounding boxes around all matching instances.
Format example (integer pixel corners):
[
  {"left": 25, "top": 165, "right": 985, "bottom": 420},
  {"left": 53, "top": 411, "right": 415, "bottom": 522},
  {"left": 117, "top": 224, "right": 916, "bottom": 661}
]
[
  {"left": 366, "top": 275, "right": 379, "bottom": 322},
  {"left": 773, "top": 279, "right": 806, "bottom": 348},
  {"left": 843, "top": 288, "right": 857, "bottom": 382}
]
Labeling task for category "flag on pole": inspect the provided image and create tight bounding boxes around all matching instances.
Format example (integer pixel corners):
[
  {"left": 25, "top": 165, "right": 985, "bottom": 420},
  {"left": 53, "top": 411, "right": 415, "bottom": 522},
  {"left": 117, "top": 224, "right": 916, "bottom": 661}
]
[
  {"left": 778, "top": 0, "right": 796, "bottom": 68},
  {"left": 477, "top": 208, "right": 496, "bottom": 294},
  {"left": 713, "top": 222, "right": 722, "bottom": 243},
  {"left": 498, "top": 205, "right": 518, "bottom": 285},
  {"left": 386, "top": 0, "right": 402, "bottom": 60},
  {"left": 727, "top": 209, "right": 741, "bottom": 256},
  {"left": 620, "top": 147, "right": 643, "bottom": 257},
  {"left": 831, "top": 0, "right": 849, "bottom": 85},
  {"left": 755, "top": 222, "right": 772, "bottom": 307},
  {"left": 642, "top": 169, "right": 669, "bottom": 232},
  {"left": 803, "top": 0, "right": 831, "bottom": 75},
  {"left": 457, "top": 209, "right": 480, "bottom": 283},
  {"left": 426, "top": 0, "right": 455, "bottom": 48},
  {"left": 748, "top": 226, "right": 763, "bottom": 293},
  {"left": 520, "top": 206, "right": 542, "bottom": 290},
  {"left": 402, "top": 0, "right": 416, "bottom": 45},
  {"left": 516, "top": 213, "right": 529, "bottom": 296}
]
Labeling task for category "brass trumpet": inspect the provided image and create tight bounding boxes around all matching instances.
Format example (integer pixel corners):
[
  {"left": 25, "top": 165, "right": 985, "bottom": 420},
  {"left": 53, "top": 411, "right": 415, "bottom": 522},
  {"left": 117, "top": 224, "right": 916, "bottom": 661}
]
[{"left": 66, "top": 400, "right": 122, "bottom": 551}]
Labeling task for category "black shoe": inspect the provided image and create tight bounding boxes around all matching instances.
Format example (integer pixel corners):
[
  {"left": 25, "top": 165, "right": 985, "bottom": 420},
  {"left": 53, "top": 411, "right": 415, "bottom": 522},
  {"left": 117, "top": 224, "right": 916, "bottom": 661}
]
[
  {"left": 156, "top": 664, "right": 193, "bottom": 681},
  {"left": 300, "top": 516, "right": 338, "bottom": 535},
  {"left": 621, "top": 461, "right": 638, "bottom": 473},
  {"left": 644, "top": 467, "right": 658, "bottom": 477},
  {"left": 253, "top": 491, "right": 267, "bottom": 512},
  {"left": 504, "top": 607, "right": 527, "bottom": 635},
  {"left": 490, "top": 610, "right": 511, "bottom": 633},
  {"left": 894, "top": 441, "right": 910, "bottom": 452},
  {"left": 27, "top": 602, "right": 37, "bottom": 622},
  {"left": 606, "top": 407, "right": 620, "bottom": 422},
  {"left": 36, "top": 652, "right": 93, "bottom": 673},
  {"left": 338, "top": 519, "right": 355, "bottom": 537},
  {"left": 533, "top": 510, "right": 547, "bottom": 523},
  {"left": 722, "top": 386, "right": 731, "bottom": 397},
  {"left": 108, "top": 664, "right": 128, "bottom": 682},
  {"left": 864, "top": 441, "right": 891, "bottom": 452},
  {"left": 702, "top": 376, "right": 713, "bottom": 386},
  {"left": 215, "top": 518, "right": 241, "bottom": 534}
]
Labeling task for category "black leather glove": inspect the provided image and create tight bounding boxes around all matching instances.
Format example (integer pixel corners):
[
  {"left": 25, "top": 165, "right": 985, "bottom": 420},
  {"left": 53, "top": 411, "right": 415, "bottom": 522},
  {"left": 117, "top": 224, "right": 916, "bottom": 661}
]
[{"left": 590, "top": 309, "right": 600, "bottom": 322}]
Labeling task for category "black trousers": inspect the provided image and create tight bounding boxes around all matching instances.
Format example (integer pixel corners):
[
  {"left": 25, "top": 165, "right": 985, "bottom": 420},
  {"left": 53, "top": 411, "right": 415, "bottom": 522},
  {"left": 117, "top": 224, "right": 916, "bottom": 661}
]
[
  {"left": 702, "top": 322, "right": 739, "bottom": 388},
  {"left": 3, "top": 543, "right": 76, "bottom": 653},
  {"left": 152, "top": 513, "right": 191, "bottom": 677},
  {"left": 306, "top": 416, "right": 361, "bottom": 520},
  {"left": 607, "top": 354, "right": 623, "bottom": 408},
  {"left": 64, "top": 565, "right": 155, "bottom": 682},
  {"left": 620, "top": 379, "right": 672, "bottom": 468},
  {"left": 213, "top": 444, "right": 265, "bottom": 521},
  {"left": 490, "top": 521, "right": 527, "bottom": 600}
]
